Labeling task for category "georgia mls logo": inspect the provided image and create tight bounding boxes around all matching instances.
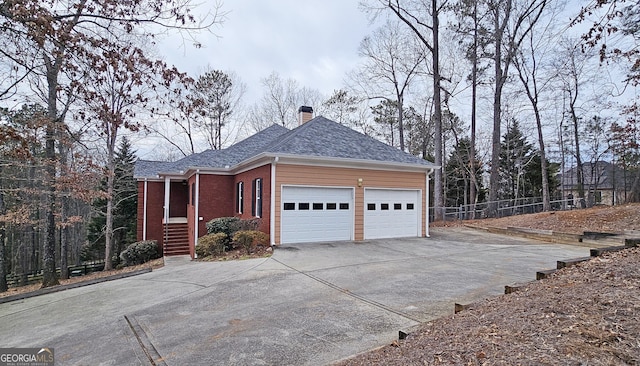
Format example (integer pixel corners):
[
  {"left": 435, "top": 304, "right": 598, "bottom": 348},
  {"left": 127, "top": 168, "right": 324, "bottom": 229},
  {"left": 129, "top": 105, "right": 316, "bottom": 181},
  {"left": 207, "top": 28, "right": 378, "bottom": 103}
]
[{"left": 0, "top": 348, "right": 54, "bottom": 366}]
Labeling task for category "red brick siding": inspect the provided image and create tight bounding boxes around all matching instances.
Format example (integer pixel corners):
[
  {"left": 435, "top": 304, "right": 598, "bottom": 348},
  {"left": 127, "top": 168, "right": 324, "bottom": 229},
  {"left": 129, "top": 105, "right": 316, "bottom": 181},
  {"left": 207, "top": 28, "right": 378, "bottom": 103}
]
[
  {"left": 196, "top": 174, "right": 235, "bottom": 236},
  {"left": 137, "top": 181, "right": 165, "bottom": 247},
  {"left": 234, "top": 164, "right": 271, "bottom": 235}
]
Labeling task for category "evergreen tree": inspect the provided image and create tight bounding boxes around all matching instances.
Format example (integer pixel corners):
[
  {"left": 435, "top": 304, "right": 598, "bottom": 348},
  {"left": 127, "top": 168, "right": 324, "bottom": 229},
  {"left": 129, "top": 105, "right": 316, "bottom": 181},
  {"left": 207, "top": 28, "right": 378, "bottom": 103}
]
[
  {"left": 498, "top": 120, "right": 535, "bottom": 200},
  {"left": 445, "top": 137, "right": 485, "bottom": 207},
  {"left": 86, "top": 137, "right": 137, "bottom": 264},
  {"left": 498, "top": 120, "right": 558, "bottom": 200}
]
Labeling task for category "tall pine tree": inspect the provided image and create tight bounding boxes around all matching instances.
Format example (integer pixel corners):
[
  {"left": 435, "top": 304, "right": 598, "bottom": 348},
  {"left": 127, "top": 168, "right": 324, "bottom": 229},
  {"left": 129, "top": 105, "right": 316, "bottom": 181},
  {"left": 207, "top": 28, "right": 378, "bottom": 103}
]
[
  {"left": 86, "top": 137, "right": 137, "bottom": 265},
  {"left": 498, "top": 120, "right": 535, "bottom": 200},
  {"left": 445, "top": 137, "right": 485, "bottom": 207}
]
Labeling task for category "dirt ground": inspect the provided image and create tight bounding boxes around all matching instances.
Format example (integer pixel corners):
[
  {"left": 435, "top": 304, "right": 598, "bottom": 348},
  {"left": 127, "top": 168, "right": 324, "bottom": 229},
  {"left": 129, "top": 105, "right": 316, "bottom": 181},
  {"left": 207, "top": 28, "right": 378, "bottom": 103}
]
[{"left": 338, "top": 204, "right": 640, "bottom": 365}]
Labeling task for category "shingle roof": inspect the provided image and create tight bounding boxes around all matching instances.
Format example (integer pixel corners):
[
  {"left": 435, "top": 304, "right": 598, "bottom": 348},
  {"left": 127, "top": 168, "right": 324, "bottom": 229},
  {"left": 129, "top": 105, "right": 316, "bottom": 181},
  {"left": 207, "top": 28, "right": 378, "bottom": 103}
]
[
  {"left": 134, "top": 124, "right": 289, "bottom": 178},
  {"left": 135, "top": 116, "right": 435, "bottom": 178},
  {"left": 263, "top": 116, "right": 433, "bottom": 166},
  {"left": 134, "top": 159, "right": 175, "bottom": 178}
]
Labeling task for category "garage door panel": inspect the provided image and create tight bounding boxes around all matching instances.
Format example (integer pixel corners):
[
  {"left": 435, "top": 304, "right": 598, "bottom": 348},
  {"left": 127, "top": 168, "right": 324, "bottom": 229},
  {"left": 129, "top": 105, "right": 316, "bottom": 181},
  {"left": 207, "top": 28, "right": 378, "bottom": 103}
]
[
  {"left": 364, "top": 189, "right": 420, "bottom": 239},
  {"left": 281, "top": 186, "right": 353, "bottom": 244}
]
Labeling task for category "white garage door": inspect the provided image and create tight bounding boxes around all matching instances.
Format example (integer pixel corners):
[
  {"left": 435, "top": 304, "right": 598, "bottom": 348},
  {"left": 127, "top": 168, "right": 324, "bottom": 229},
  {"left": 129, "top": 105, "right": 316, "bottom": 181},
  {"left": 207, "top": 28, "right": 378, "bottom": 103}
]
[
  {"left": 281, "top": 186, "right": 354, "bottom": 244},
  {"left": 364, "top": 189, "right": 421, "bottom": 239}
]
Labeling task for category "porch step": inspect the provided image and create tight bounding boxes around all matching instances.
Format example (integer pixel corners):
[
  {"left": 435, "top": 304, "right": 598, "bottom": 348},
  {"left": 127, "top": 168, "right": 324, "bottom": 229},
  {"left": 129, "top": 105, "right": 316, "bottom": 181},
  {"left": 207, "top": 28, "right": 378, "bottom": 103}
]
[{"left": 163, "top": 222, "right": 190, "bottom": 256}]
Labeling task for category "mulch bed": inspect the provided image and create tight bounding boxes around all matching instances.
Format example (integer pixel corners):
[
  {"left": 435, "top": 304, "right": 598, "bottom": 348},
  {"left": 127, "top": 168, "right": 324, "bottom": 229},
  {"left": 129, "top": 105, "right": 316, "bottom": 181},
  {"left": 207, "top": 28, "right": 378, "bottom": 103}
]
[
  {"left": 195, "top": 245, "right": 273, "bottom": 261},
  {"left": 337, "top": 247, "right": 640, "bottom": 365}
]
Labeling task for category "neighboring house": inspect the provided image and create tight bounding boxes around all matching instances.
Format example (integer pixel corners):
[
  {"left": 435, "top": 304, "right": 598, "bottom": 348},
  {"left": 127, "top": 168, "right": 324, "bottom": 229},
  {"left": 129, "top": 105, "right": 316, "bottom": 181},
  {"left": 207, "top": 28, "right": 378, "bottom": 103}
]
[
  {"left": 560, "top": 161, "right": 629, "bottom": 207},
  {"left": 134, "top": 107, "right": 438, "bottom": 257}
]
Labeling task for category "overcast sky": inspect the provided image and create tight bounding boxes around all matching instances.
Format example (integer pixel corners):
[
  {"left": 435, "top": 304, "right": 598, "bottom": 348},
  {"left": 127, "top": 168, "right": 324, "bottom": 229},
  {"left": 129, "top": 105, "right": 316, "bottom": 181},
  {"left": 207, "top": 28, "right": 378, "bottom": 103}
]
[{"left": 161, "top": 1, "right": 378, "bottom": 104}]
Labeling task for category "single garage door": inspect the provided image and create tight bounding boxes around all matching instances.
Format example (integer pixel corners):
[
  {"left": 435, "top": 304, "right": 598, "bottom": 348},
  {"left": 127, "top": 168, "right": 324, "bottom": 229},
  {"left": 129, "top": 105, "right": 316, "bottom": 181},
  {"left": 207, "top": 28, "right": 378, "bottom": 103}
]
[
  {"left": 364, "top": 188, "right": 421, "bottom": 239},
  {"left": 281, "top": 186, "right": 354, "bottom": 244}
]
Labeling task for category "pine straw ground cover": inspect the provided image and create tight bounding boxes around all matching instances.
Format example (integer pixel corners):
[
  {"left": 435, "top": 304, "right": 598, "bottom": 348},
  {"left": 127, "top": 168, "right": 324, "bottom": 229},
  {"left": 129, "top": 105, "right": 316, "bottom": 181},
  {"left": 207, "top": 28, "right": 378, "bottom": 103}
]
[{"left": 337, "top": 247, "right": 640, "bottom": 365}]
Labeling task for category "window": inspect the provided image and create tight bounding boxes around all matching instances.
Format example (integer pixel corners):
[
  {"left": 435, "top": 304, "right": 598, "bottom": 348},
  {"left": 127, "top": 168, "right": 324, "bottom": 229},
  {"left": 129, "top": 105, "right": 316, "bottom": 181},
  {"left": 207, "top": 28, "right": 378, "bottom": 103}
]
[
  {"left": 406, "top": 203, "right": 414, "bottom": 210},
  {"left": 191, "top": 183, "right": 195, "bottom": 206},
  {"left": 381, "top": 203, "right": 389, "bottom": 210},
  {"left": 339, "top": 203, "right": 349, "bottom": 210},
  {"left": 326, "top": 203, "right": 337, "bottom": 210},
  {"left": 236, "top": 181, "right": 244, "bottom": 214},
  {"left": 394, "top": 203, "right": 402, "bottom": 210},
  {"left": 299, "top": 203, "right": 310, "bottom": 210},
  {"left": 284, "top": 202, "right": 295, "bottom": 210},
  {"left": 313, "top": 203, "right": 323, "bottom": 210},
  {"left": 252, "top": 178, "right": 262, "bottom": 217},
  {"left": 367, "top": 203, "right": 376, "bottom": 210}
]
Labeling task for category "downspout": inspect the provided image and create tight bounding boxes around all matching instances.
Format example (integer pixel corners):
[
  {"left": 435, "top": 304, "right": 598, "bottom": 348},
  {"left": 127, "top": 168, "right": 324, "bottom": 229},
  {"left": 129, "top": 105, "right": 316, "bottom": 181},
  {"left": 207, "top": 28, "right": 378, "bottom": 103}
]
[
  {"left": 270, "top": 157, "right": 279, "bottom": 246},
  {"left": 143, "top": 178, "right": 148, "bottom": 240},
  {"left": 194, "top": 170, "right": 200, "bottom": 258},
  {"left": 426, "top": 168, "right": 434, "bottom": 238}
]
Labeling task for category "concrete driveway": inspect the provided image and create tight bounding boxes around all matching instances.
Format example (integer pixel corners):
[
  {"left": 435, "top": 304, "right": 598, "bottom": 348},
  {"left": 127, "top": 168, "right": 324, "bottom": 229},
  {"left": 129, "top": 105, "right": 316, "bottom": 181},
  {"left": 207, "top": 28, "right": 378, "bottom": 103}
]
[{"left": 0, "top": 227, "right": 591, "bottom": 365}]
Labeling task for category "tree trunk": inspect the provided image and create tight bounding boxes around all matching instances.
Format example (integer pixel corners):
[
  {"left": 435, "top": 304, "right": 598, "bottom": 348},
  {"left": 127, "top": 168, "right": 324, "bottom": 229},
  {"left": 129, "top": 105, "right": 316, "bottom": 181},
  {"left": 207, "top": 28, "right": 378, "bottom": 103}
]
[
  {"left": 570, "top": 107, "right": 586, "bottom": 208},
  {"left": 398, "top": 94, "right": 405, "bottom": 152},
  {"left": 469, "top": 0, "right": 479, "bottom": 218},
  {"left": 432, "top": 0, "right": 444, "bottom": 221},
  {"left": 59, "top": 146, "right": 69, "bottom": 279},
  {"left": 42, "top": 126, "right": 58, "bottom": 288},
  {"left": 42, "top": 62, "right": 60, "bottom": 288},
  {"left": 534, "top": 107, "right": 550, "bottom": 211},
  {"left": 0, "top": 189, "right": 7, "bottom": 292},
  {"left": 104, "top": 133, "right": 117, "bottom": 271},
  {"left": 488, "top": 11, "right": 503, "bottom": 217}
]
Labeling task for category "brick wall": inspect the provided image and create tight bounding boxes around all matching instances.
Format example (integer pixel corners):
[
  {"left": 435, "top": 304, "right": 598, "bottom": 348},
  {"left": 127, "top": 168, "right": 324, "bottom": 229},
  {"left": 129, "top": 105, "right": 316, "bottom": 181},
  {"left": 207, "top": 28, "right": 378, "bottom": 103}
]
[
  {"left": 137, "top": 181, "right": 165, "bottom": 246},
  {"left": 196, "top": 174, "right": 235, "bottom": 236},
  {"left": 234, "top": 164, "right": 271, "bottom": 235}
]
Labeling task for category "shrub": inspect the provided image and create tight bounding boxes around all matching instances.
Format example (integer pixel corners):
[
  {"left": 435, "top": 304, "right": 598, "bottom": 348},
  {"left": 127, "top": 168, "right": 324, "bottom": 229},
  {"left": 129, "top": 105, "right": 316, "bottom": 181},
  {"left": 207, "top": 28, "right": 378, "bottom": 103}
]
[
  {"left": 232, "top": 230, "right": 270, "bottom": 254},
  {"left": 237, "top": 218, "right": 261, "bottom": 231},
  {"left": 195, "top": 233, "right": 228, "bottom": 258},
  {"left": 206, "top": 217, "right": 241, "bottom": 236},
  {"left": 120, "top": 240, "right": 160, "bottom": 267}
]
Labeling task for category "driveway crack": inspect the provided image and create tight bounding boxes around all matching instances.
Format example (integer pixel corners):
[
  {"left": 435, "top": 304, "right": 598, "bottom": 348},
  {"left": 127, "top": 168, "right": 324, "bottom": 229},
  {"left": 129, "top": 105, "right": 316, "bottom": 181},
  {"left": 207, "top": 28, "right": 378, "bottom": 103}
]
[{"left": 124, "top": 315, "right": 167, "bottom": 366}]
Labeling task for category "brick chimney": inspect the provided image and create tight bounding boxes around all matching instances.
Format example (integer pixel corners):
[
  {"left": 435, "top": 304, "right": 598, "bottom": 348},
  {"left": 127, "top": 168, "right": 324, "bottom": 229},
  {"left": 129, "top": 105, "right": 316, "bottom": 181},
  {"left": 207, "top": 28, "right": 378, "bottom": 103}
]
[{"left": 298, "top": 106, "right": 313, "bottom": 125}]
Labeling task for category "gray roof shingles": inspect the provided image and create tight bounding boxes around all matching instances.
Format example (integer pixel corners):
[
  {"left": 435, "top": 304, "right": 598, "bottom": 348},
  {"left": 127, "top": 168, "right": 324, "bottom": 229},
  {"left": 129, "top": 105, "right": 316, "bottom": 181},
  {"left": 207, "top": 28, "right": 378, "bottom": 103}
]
[{"left": 135, "top": 116, "right": 434, "bottom": 178}]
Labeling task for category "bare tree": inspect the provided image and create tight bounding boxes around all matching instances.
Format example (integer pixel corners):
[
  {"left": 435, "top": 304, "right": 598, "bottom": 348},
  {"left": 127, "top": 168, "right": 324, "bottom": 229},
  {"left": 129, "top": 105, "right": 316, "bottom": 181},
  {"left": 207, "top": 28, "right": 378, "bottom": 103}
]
[
  {"left": 349, "top": 19, "right": 426, "bottom": 151},
  {"left": 360, "top": 0, "right": 447, "bottom": 220},
  {"left": 0, "top": 0, "right": 224, "bottom": 286},
  {"left": 483, "top": 0, "right": 549, "bottom": 216},
  {"left": 248, "top": 72, "right": 323, "bottom": 132},
  {"left": 512, "top": 3, "right": 565, "bottom": 211}
]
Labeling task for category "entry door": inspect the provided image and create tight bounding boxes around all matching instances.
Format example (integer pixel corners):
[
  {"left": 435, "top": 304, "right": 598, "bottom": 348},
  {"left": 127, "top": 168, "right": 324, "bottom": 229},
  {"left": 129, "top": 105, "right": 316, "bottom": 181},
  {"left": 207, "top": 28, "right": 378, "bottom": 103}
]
[
  {"left": 364, "top": 189, "right": 420, "bottom": 239},
  {"left": 281, "top": 186, "right": 354, "bottom": 244}
]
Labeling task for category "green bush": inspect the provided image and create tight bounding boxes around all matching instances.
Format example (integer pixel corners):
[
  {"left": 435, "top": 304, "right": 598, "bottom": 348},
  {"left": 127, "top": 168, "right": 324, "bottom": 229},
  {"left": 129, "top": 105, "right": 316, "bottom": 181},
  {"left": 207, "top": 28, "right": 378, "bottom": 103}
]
[
  {"left": 119, "top": 240, "right": 160, "bottom": 267},
  {"left": 232, "top": 230, "right": 270, "bottom": 254},
  {"left": 195, "top": 233, "right": 228, "bottom": 258},
  {"left": 206, "top": 217, "right": 241, "bottom": 236}
]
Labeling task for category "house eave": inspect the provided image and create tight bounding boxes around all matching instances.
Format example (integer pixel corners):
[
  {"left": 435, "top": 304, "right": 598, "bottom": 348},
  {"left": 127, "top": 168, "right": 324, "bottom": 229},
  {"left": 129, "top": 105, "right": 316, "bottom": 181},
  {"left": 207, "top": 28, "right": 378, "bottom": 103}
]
[
  {"left": 137, "top": 153, "right": 440, "bottom": 180},
  {"left": 244, "top": 152, "right": 440, "bottom": 173}
]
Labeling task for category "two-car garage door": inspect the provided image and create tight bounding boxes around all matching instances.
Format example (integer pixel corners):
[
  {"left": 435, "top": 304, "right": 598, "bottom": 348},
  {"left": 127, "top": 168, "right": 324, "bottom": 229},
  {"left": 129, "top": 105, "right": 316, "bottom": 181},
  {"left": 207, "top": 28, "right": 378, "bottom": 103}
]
[{"left": 281, "top": 186, "right": 421, "bottom": 244}]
